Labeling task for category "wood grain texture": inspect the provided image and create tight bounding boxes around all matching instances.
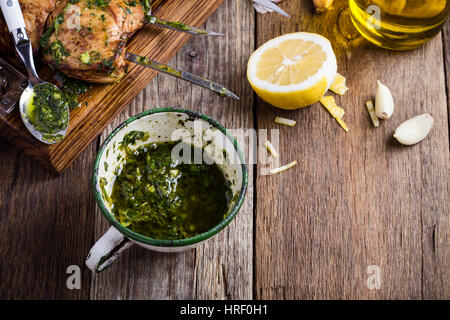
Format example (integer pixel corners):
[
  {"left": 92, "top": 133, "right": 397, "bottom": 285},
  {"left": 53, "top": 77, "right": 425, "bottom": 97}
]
[
  {"left": 444, "top": 19, "right": 450, "bottom": 127},
  {"left": 0, "top": 0, "right": 448, "bottom": 301},
  {"left": 0, "top": 0, "right": 224, "bottom": 174},
  {"left": 90, "top": 0, "right": 254, "bottom": 300},
  {"left": 0, "top": 137, "right": 97, "bottom": 299},
  {"left": 255, "top": 0, "right": 449, "bottom": 299}
]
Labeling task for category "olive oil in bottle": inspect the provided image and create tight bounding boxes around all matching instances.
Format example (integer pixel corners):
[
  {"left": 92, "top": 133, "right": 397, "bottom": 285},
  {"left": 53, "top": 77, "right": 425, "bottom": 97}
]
[{"left": 349, "top": 0, "right": 450, "bottom": 50}]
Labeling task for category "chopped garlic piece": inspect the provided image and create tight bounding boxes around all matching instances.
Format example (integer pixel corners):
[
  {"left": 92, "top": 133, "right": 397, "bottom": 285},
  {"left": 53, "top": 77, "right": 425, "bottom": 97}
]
[
  {"left": 329, "top": 73, "right": 349, "bottom": 95},
  {"left": 319, "top": 96, "right": 349, "bottom": 132},
  {"left": 365, "top": 100, "right": 379, "bottom": 127},
  {"left": 270, "top": 161, "right": 297, "bottom": 175},
  {"left": 274, "top": 116, "right": 296, "bottom": 127},
  {"left": 264, "top": 140, "right": 279, "bottom": 158}
]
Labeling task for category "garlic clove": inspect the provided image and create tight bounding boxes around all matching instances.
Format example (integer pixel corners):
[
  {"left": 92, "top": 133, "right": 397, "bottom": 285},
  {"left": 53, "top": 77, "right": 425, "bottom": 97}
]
[
  {"left": 375, "top": 80, "right": 394, "bottom": 119},
  {"left": 393, "top": 114, "right": 434, "bottom": 145}
]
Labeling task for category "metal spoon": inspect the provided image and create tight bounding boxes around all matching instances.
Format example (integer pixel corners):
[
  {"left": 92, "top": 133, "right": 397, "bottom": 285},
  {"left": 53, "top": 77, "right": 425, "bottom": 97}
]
[{"left": 0, "top": 0, "right": 69, "bottom": 144}]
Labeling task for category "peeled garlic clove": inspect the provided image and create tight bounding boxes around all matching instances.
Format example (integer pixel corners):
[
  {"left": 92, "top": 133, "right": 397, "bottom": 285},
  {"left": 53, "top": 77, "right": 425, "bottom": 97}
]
[
  {"left": 393, "top": 114, "right": 434, "bottom": 145},
  {"left": 375, "top": 80, "right": 394, "bottom": 119}
]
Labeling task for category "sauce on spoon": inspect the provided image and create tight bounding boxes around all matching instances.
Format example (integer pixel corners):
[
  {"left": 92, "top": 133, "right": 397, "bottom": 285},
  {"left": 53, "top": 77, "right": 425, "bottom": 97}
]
[{"left": 24, "top": 83, "right": 69, "bottom": 143}]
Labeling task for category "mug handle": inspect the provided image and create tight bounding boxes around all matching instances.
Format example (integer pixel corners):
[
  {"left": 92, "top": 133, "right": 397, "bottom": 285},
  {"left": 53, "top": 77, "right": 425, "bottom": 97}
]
[{"left": 86, "top": 226, "right": 134, "bottom": 273}]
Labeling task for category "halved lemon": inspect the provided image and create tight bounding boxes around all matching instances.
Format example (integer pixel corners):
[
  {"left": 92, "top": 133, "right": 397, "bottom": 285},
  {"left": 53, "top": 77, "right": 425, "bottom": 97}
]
[{"left": 247, "top": 32, "right": 337, "bottom": 110}]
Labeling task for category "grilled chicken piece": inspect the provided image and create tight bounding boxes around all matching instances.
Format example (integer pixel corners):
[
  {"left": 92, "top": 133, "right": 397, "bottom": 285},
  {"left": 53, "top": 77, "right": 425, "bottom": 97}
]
[
  {"left": 42, "top": 0, "right": 145, "bottom": 83},
  {"left": 0, "top": 0, "right": 57, "bottom": 57}
]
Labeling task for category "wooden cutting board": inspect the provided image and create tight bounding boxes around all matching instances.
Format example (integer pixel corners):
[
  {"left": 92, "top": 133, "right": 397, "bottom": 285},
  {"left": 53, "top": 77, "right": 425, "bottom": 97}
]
[{"left": 0, "top": 0, "right": 225, "bottom": 174}]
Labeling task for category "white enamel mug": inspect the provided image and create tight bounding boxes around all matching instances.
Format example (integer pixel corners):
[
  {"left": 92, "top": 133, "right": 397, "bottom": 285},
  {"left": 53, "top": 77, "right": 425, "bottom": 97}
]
[{"left": 86, "top": 108, "right": 248, "bottom": 272}]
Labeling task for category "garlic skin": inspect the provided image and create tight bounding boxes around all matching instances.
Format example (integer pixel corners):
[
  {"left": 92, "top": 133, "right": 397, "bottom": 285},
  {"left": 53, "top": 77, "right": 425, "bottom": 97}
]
[
  {"left": 393, "top": 114, "right": 434, "bottom": 145},
  {"left": 375, "top": 80, "right": 394, "bottom": 119},
  {"left": 313, "top": 0, "right": 334, "bottom": 12}
]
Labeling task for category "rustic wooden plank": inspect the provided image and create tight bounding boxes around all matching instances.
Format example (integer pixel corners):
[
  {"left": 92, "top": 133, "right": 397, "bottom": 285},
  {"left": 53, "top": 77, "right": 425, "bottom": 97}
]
[
  {"left": 255, "top": 0, "right": 449, "bottom": 299},
  {"left": 423, "top": 17, "right": 450, "bottom": 300},
  {"left": 0, "top": 0, "right": 224, "bottom": 174},
  {"left": 0, "top": 137, "right": 97, "bottom": 299},
  {"left": 444, "top": 19, "right": 450, "bottom": 120},
  {"left": 90, "top": 0, "right": 254, "bottom": 299}
]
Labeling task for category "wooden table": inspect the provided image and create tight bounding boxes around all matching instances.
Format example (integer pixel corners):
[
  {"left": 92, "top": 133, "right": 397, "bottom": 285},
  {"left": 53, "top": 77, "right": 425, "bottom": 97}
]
[{"left": 0, "top": 0, "right": 448, "bottom": 299}]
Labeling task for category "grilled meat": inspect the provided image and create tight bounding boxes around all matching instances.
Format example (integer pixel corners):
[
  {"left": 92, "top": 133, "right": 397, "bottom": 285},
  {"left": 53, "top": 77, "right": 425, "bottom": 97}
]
[
  {"left": 42, "top": 0, "right": 145, "bottom": 83},
  {"left": 0, "top": 0, "right": 57, "bottom": 56}
]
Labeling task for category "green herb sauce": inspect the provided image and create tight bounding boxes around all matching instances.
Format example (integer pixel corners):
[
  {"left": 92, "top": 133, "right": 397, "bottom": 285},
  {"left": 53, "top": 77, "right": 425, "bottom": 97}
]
[
  {"left": 25, "top": 83, "right": 69, "bottom": 134},
  {"left": 139, "top": 0, "right": 151, "bottom": 12},
  {"left": 87, "top": 0, "right": 111, "bottom": 10},
  {"left": 40, "top": 14, "right": 64, "bottom": 48},
  {"left": 42, "top": 133, "right": 64, "bottom": 143},
  {"left": 110, "top": 141, "right": 232, "bottom": 240},
  {"left": 120, "top": 130, "right": 149, "bottom": 147},
  {"left": 46, "top": 40, "right": 70, "bottom": 69},
  {"left": 98, "top": 57, "right": 115, "bottom": 75},
  {"left": 144, "top": 16, "right": 208, "bottom": 35},
  {"left": 80, "top": 50, "right": 101, "bottom": 65},
  {"left": 54, "top": 72, "right": 90, "bottom": 109},
  {"left": 62, "top": 77, "right": 90, "bottom": 109},
  {"left": 135, "top": 56, "right": 182, "bottom": 77},
  {"left": 39, "top": 2, "right": 73, "bottom": 48}
]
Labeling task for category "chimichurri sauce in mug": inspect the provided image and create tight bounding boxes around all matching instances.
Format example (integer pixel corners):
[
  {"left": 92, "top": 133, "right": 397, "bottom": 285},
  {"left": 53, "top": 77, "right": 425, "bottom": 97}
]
[{"left": 110, "top": 140, "right": 233, "bottom": 240}]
